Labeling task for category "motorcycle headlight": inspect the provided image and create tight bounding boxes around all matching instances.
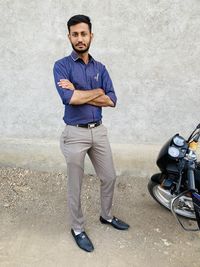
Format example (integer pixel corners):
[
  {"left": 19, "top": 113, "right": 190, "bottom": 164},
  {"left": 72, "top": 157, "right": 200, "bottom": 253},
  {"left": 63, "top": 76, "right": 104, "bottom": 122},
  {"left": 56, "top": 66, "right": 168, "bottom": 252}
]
[
  {"left": 168, "top": 146, "right": 180, "bottom": 158},
  {"left": 173, "top": 135, "right": 185, "bottom": 147}
]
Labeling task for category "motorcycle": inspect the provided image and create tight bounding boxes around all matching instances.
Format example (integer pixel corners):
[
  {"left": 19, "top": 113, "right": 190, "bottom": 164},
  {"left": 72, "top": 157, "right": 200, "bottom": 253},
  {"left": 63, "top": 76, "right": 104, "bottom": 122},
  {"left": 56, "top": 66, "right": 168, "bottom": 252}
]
[{"left": 148, "top": 123, "right": 200, "bottom": 231}]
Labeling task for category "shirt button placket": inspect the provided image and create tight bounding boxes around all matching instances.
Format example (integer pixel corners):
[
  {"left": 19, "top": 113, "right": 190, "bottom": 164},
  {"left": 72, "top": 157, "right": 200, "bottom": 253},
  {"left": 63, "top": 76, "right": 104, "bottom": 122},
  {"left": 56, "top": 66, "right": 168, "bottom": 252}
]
[{"left": 85, "top": 64, "right": 95, "bottom": 122}]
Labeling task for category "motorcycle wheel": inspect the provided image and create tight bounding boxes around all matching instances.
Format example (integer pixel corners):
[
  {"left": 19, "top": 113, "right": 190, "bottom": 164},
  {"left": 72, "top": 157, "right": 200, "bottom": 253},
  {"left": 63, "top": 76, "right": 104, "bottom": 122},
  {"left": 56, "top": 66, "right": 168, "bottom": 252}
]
[{"left": 148, "top": 178, "right": 196, "bottom": 219}]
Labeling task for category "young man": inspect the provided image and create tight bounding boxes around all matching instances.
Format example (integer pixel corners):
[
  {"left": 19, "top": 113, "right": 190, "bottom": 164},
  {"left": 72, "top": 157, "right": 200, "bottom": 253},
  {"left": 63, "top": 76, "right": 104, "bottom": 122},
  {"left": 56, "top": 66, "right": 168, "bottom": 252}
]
[{"left": 53, "top": 15, "right": 129, "bottom": 252}]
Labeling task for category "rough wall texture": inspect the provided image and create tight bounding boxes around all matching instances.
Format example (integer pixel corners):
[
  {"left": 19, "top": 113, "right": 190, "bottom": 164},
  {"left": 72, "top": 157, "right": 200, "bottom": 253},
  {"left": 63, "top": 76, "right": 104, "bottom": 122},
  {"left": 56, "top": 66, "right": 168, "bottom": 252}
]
[{"left": 1, "top": 0, "right": 200, "bottom": 174}]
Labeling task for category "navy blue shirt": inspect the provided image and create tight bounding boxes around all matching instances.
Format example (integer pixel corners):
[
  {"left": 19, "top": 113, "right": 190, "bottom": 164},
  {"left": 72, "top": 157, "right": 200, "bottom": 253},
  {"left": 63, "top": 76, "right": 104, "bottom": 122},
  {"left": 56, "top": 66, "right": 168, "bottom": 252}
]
[{"left": 53, "top": 51, "right": 117, "bottom": 125}]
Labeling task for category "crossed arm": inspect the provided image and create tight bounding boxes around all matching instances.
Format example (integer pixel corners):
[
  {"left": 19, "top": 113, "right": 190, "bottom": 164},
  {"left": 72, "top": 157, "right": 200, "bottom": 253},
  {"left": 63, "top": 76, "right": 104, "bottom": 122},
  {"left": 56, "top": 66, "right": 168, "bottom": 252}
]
[{"left": 57, "top": 79, "right": 114, "bottom": 107}]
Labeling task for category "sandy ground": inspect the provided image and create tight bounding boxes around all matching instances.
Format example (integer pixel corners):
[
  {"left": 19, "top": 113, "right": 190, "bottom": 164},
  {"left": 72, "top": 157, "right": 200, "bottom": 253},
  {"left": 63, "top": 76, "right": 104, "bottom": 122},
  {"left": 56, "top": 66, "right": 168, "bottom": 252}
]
[{"left": 0, "top": 167, "right": 200, "bottom": 267}]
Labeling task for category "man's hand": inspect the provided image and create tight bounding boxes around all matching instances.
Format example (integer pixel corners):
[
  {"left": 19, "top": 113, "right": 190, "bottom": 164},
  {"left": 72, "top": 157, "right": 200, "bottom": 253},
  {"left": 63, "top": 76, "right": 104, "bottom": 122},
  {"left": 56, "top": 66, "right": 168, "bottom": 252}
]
[
  {"left": 69, "top": 88, "right": 105, "bottom": 105},
  {"left": 57, "top": 79, "right": 75, "bottom": 90},
  {"left": 88, "top": 95, "right": 114, "bottom": 107}
]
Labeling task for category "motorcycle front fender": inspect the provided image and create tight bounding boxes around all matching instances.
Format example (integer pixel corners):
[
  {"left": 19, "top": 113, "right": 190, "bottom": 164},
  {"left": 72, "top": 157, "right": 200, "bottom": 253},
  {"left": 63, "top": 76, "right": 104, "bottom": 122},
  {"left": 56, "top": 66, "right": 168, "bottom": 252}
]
[{"left": 150, "top": 173, "right": 163, "bottom": 184}]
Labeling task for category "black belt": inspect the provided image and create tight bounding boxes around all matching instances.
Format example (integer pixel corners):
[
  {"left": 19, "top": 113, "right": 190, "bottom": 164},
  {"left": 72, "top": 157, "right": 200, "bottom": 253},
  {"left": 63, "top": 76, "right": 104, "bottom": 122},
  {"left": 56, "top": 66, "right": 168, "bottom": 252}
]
[{"left": 76, "top": 121, "right": 102, "bottom": 128}]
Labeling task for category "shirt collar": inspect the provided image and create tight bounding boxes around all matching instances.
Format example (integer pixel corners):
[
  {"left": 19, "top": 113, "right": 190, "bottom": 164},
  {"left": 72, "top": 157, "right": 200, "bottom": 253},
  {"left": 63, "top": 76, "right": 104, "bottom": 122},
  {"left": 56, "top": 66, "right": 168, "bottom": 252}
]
[{"left": 70, "top": 51, "right": 94, "bottom": 63}]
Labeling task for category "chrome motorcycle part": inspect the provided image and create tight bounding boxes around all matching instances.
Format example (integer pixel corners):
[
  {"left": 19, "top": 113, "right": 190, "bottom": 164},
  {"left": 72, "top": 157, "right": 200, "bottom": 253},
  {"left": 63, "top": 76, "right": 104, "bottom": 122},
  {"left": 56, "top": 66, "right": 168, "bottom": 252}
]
[
  {"left": 148, "top": 181, "right": 196, "bottom": 219},
  {"left": 171, "top": 190, "right": 200, "bottom": 231}
]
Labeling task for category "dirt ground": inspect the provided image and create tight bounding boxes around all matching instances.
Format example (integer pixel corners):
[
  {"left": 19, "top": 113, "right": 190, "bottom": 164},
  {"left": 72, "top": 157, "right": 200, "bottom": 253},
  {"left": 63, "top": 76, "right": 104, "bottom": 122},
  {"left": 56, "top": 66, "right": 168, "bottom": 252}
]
[{"left": 0, "top": 167, "right": 199, "bottom": 267}]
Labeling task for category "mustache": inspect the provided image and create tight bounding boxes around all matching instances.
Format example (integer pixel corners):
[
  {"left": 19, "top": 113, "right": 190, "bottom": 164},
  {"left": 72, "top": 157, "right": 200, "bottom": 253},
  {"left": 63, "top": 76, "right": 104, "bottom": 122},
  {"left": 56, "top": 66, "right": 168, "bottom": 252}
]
[{"left": 76, "top": 42, "right": 85, "bottom": 46}]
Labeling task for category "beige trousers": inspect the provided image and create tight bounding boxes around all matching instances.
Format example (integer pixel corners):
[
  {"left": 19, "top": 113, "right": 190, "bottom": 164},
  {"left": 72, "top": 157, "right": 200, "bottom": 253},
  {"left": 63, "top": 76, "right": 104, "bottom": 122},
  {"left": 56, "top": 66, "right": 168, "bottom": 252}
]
[{"left": 60, "top": 124, "right": 116, "bottom": 232}]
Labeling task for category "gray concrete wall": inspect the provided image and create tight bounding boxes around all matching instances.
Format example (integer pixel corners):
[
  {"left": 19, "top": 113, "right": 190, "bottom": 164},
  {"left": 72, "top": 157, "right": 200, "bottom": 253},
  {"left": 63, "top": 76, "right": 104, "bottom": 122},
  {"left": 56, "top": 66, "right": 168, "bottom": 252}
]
[{"left": 1, "top": 0, "right": 200, "bottom": 175}]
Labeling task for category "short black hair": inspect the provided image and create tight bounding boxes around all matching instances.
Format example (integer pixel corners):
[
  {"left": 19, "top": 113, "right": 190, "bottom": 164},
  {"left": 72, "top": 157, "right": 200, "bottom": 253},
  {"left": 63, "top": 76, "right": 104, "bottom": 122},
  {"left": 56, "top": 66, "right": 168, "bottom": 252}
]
[{"left": 67, "top": 15, "right": 92, "bottom": 33}]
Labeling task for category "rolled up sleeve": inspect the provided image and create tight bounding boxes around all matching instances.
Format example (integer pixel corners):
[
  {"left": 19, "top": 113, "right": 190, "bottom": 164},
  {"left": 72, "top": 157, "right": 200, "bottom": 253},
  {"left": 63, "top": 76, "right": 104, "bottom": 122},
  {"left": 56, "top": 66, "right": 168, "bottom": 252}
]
[
  {"left": 102, "top": 66, "right": 117, "bottom": 107},
  {"left": 53, "top": 62, "right": 74, "bottom": 105}
]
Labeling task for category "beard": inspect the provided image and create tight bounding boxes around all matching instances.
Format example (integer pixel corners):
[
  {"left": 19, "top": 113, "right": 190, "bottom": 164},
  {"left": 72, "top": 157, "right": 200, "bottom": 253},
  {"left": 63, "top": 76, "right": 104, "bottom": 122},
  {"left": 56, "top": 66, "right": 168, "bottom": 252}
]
[{"left": 71, "top": 41, "right": 91, "bottom": 54}]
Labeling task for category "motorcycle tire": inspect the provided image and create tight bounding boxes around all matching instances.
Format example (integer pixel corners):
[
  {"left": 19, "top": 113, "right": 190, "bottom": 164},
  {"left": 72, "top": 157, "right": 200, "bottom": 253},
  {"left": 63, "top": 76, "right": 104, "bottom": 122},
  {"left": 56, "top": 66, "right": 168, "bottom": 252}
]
[{"left": 148, "top": 178, "right": 196, "bottom": 219}]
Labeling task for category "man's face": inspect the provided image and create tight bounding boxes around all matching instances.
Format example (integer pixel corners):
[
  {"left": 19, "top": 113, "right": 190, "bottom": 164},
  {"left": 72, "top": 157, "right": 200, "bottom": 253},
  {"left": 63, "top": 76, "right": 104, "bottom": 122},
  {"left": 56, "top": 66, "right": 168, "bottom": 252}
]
[{"left": 68, "top": 23, "right": 93, "bottom": 54}]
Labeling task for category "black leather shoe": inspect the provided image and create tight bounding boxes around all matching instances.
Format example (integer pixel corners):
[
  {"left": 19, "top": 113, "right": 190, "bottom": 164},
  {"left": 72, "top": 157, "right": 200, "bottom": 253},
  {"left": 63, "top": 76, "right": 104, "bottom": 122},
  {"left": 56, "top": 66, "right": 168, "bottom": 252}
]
[
  {"left": 71, "top": 229, "right": 94, "bottom": 252},
  {"left": 100, "top": 216, "right": 130, "bottom": 230}
]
